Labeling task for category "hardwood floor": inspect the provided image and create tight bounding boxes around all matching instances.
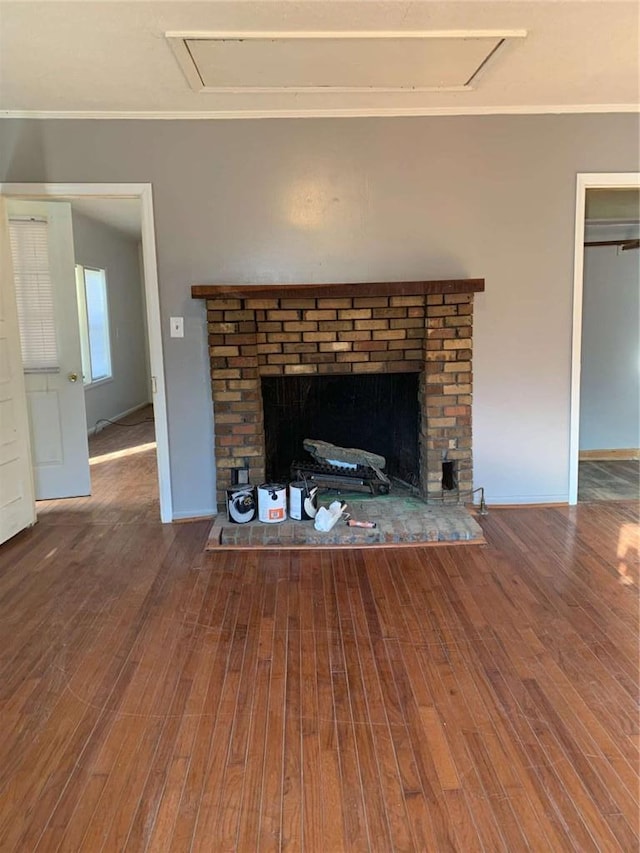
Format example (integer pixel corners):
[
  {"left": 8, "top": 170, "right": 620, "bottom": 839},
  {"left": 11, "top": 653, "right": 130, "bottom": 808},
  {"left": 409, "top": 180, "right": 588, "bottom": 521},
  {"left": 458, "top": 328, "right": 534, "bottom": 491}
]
[
  {"left": 0, "top": 420, "right": 638, "bottom": 851},
  {"left": 578, "top": 459, "right": 639, "bottom": 502},
  {"left": 35, "top": 405, "right": 159, "bottom": 525}
]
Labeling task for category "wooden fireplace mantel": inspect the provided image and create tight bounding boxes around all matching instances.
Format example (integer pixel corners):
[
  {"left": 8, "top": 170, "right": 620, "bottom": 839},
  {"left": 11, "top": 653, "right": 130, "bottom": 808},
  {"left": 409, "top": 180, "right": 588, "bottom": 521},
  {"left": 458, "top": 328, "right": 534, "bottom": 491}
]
[{"left": 191, "top": 278, "right": 485, "bottom": 300}]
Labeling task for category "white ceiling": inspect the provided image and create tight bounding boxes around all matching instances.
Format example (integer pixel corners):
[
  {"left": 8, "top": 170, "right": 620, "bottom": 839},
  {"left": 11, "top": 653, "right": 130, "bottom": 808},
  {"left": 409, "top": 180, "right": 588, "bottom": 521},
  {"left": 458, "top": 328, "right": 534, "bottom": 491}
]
[
  {"left": 70, "top": 198, "right": 142, "bottom": 239},
  {"left": 0, "top": 1, "right": 638, "bottom": 119}
]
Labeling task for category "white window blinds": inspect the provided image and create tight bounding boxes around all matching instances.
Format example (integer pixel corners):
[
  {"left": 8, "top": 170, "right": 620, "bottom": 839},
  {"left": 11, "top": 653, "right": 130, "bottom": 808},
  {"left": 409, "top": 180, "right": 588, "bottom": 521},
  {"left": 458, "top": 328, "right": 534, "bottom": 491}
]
[{"left": 8, "top": 217, "right": 59, "bottom": 372}]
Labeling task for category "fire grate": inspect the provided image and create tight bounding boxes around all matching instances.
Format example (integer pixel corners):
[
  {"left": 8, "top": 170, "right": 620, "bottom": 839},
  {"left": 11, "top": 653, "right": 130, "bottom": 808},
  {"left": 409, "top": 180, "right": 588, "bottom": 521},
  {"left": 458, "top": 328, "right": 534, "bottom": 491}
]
[{"left": 290, "top": 460, "right": 390, "bottom": 496}]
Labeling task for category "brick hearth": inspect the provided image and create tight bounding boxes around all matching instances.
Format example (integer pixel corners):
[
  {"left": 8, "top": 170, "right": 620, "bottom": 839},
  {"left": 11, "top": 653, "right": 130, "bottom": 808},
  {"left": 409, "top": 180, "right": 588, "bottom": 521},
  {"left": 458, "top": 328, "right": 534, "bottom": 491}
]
[{"left": 192, "top": 280, "right": 484, "bottom": 509}]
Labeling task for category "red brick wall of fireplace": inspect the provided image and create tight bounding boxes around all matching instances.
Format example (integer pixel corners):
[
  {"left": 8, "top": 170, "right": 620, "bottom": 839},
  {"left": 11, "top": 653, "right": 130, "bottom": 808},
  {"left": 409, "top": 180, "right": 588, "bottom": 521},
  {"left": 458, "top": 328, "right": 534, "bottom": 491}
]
[{"left": 202, "top": 286, "right": 476, "bottom": 508}]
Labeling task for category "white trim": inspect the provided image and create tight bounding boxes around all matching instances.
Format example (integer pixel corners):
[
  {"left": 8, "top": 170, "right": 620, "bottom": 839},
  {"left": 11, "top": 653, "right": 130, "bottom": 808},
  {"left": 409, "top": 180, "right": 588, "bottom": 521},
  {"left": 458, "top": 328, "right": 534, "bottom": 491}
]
[
  {"left": 166, "top": 30, "right": 529, "bottom": 41},
  {"left": 195, "top": 87, "right": 473, "bottom": 95},
  {"left": 569, "top": 172, "right": 640, "bottom": 505},
  {"left": 1, "top": 104, "right": 638, "bottom": 121},
  {"left": 139, "top": 185, "right": 173, "bottom": 523},
  {"left": 0, "top": 182, "right": 173, "bottom": 523},
  {"left": 171, "top": 509, "right": 217, "bottom": 521},
  {"left": 87, "top": 401, "right": 150, "bottom": 437},
  {"left": 485, "top": 495, "right": 569, "bottom": 506}
]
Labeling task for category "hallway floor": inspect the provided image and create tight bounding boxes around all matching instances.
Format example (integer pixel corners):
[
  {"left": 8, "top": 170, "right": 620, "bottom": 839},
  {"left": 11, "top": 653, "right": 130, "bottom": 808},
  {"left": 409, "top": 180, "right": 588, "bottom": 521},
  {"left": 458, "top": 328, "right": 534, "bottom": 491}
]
[{"left": 578, "top": 458, "right": 639, "bottom": 502}]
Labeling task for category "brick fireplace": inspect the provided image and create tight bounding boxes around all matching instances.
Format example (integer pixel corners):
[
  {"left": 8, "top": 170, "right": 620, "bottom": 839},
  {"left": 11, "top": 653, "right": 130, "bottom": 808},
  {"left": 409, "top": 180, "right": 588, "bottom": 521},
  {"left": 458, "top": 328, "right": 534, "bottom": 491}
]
[{"left": 192, "top": 280, "right": 484, "bottom": 509}]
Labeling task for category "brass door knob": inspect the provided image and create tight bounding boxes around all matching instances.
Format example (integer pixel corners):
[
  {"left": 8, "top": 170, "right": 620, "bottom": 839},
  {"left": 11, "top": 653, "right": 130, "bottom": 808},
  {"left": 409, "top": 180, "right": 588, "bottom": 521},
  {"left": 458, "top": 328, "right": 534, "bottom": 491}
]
[{"left": 68, "top": 372, "right": 79, "bottom": 383}]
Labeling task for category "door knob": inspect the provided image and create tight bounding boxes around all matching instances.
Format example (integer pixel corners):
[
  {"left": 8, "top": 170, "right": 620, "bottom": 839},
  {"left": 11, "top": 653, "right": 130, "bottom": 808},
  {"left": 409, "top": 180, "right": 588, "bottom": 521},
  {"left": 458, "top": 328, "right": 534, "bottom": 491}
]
[{"left": 68, "top": 372, "right": 79, "bottom": 383}]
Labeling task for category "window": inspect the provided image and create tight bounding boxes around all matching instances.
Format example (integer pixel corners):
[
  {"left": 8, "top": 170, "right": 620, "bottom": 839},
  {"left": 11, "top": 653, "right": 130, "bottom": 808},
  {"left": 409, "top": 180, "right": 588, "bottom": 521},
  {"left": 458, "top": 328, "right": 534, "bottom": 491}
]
[
  {"left": 75, "top": 265, "right": 112, "bottom": 384},
  {"left": 8, "top": 217, "right": 59, "bottom": 372}
]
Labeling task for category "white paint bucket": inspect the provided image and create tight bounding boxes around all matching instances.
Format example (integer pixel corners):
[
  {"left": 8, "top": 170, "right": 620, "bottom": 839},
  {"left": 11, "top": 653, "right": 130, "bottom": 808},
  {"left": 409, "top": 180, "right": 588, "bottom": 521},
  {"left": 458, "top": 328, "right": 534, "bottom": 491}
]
[
  {"left": 226, "top": 486, "right": 257, "bottom": 524},
  {"left": 288, "top": 481, "right": 318, "bottom": 520},
  {"left": 257, "top": 483, "right": 287, "bottom": 523}
]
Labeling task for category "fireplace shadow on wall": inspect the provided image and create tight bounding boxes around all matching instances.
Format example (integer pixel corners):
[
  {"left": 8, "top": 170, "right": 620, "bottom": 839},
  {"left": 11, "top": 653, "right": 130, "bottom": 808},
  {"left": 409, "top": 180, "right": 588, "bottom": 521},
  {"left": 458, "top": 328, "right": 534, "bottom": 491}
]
[{"left": 261, "top": 373, "right": 420, "bottom": 486}]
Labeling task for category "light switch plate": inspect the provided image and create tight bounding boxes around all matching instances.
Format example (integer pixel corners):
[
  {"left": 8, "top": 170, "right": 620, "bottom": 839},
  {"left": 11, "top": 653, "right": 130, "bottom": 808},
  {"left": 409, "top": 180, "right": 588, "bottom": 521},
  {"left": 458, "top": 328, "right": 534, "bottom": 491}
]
[{"left": 170, "top": 316, "right": 184, "bottom": 338}]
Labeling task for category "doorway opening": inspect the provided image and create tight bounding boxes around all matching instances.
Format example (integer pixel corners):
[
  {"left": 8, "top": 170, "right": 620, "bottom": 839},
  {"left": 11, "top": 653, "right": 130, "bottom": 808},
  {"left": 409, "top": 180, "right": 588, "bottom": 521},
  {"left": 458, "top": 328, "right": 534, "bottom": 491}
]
[
  {"left": 570, "top": 174, "right": 640, "bottom": 504},
  {"left": 1, "top": 183, "right": 172, "bottom": 523},
  {"left": 36, "top": 404, "right": 160, "bottom": 524}
]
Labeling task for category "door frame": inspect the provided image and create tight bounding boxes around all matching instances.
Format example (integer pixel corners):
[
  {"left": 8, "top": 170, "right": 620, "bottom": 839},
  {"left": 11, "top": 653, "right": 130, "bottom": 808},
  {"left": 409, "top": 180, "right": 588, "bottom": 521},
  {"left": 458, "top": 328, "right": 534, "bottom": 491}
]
[
  {"left": 569, "top": 172, "right": 640, "bottom": 504},
  {"left": 0, "top": 182, "right": 173, "bottom": 523}
]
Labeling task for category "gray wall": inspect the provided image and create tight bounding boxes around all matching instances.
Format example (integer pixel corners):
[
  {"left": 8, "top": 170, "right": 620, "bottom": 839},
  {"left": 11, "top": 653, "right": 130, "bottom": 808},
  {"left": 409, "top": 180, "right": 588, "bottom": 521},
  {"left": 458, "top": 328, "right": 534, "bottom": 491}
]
[
  {"left": 580, "top": 224, "right": 640, "bottom": 451},
  {"left": 71, "top": 210, "right": 150, "bottom": 432},
  {"left": 1, "top": 114, "right": 638, "bottom": 513}
]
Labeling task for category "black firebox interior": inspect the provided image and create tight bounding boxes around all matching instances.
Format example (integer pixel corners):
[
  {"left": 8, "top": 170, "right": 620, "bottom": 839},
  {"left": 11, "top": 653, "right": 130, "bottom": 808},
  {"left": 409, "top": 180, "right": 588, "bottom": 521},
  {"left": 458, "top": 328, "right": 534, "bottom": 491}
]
[{"left": 261, "top": 373, "right": 420, "bottom": 484}]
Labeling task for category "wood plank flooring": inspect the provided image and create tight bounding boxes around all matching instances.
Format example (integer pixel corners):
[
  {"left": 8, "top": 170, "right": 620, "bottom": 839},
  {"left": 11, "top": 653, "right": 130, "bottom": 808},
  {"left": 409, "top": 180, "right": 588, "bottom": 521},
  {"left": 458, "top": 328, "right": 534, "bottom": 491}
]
[
  {"left": 0, "top": 417, "right": 638, "bottom": 851},
  {"left": 578, "top": 459, "right": 639, "bottom": 502},
  {"left": 35, "top": 405, "right": 159, "bottom": 525}
]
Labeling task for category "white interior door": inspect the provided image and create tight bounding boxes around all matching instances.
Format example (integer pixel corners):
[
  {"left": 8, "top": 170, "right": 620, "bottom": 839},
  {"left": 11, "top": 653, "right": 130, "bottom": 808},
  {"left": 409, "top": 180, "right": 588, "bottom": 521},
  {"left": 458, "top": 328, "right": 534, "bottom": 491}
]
[
  {"left": 7, "top": 199, "right": 90, "bottom": 500},
  {"left": 0, "top": 199, "right": 36, "bottom": 544}
]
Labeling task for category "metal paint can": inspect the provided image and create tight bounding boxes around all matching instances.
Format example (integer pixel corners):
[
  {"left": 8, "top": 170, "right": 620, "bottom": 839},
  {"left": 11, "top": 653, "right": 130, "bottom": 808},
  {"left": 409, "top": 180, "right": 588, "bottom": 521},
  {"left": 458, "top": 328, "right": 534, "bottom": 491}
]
[
  {"left": 257, "top": 483, "right": 287, "bottom": 523},
  {"left": 288, "top": 481, "right": 318, "bottom": 520},
  {"left": 226, "top": 486, "right": 257, "bottom": 524}
]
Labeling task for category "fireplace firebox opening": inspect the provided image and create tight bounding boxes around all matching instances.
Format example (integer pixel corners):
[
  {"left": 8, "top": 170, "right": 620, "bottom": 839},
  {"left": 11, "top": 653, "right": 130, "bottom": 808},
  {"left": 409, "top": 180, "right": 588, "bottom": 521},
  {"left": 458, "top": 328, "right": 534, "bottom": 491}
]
[{"left": 262, "top": 373, "right": 420, "bottom": 485}]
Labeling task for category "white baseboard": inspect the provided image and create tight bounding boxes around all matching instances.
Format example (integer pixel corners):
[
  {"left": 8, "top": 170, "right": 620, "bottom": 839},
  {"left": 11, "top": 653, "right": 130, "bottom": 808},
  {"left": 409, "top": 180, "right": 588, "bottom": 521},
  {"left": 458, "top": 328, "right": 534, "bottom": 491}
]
[
  {"left": 484, "top": 494, "right": 569, "bottom": 506},
  {"left": 88, "top": 401, "right": 152, "bottom": 436},
  {"left": 171, "top": 509, "right": 217, "bottom": 522}
]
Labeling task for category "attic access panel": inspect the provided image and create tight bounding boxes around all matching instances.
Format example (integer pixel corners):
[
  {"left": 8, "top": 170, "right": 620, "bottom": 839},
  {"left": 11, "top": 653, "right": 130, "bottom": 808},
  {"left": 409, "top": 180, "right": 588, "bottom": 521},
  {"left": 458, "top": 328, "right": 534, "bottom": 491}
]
[{"left": 168, "top": 31, "right": 526, "bottom": 93}]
